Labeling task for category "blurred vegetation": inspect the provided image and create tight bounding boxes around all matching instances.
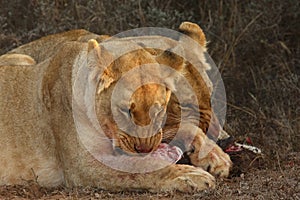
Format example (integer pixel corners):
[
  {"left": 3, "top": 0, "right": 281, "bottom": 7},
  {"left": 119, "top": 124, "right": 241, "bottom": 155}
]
[{"left": 0, "top": 0, "right": 299, "bottom": 168}]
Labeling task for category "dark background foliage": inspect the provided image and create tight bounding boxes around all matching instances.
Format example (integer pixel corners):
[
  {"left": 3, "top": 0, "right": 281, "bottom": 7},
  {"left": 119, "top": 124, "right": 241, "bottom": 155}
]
[{"left": 0, "top": 0, "right": 299, "bottom": 198}]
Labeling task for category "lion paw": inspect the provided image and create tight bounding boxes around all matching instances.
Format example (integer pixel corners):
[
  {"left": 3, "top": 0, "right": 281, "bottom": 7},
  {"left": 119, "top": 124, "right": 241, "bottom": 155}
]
[
  {"left": 189, "top": 135, "right": 232, "bottom": 178},
  {"left": 158, "top": 165, "right": 215, "bottom": 192}
]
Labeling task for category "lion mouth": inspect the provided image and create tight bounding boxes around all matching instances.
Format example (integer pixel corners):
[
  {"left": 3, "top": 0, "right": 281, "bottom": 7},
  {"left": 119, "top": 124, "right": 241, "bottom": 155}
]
[
  {"left": 115, "top": 143, "right": 183, "bottom": 164},
  {"left": 149, "top": 143, "right": 183, "bottom": 163},
  {"left": 114, "top": 142, "right": 183, "bottom": 163}
]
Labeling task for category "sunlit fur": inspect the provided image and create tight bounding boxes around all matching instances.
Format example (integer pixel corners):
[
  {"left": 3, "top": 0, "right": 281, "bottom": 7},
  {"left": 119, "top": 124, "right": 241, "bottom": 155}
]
[
  {"left": 0, "top": 53, "right": 36, "bottom": 66},
  {"left": 0, "top": 22, "right": 231, "bottom": 192},
  {"left": 95, "top": 22, "right": 231, "bottom": 174},
  {"left": 95, "top": 22, "right": 232, "bottom": 176}
]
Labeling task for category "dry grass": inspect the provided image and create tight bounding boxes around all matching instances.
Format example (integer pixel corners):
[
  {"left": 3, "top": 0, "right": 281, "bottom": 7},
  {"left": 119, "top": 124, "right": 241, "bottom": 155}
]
[{"left": 0, "top": 0, "right": 299, "bottom": 198}]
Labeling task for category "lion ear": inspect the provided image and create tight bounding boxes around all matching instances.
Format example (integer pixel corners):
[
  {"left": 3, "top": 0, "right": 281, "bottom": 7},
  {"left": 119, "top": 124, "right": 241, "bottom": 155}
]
[
  {"left": 87, "top": 39, "right": 102, "bottom": 64},
  {"left": 179, "top": 22, "right": 207, "bottom": 48},
  {"left": 96, "top": 69, "right": 115, "bottom": 94},
  {"left": 156, "top": 49, "right": 184, "bottom": 71},
  {"left": 87, "top": 39, "right": 115, "bottom": 94},
  {"left": 88, "top": 39, "right": 102, "bottom": 63},
  {"left": 155, "top": 49, "right": 185, "bottom": 91},
  {"left": 87, "top": 39, "right": 115, "bottom": 66}
]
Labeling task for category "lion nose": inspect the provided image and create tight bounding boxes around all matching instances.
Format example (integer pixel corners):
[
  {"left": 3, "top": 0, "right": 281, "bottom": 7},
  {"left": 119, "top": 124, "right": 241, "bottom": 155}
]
[{"left": 134, "top": 144, "right": 153, "bottom": 153}]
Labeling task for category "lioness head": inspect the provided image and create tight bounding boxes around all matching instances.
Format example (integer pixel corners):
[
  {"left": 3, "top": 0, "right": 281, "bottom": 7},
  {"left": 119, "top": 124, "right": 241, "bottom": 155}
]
[{"left": 89, "top": 22, "right": 207, "bottom": 155}]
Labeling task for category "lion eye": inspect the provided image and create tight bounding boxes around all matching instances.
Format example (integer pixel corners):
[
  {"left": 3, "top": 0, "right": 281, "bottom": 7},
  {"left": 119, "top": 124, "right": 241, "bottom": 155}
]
[
  {"left": 155, "top": 103, "right": 164, "bottom": 111},
  {"left": 128, "top": 108, "right": 132, "bottom": 117},
  {"left": 186, "top": 145, "right": 195, "bottom": 155},
  {"left": 119, "top": 107, "right": 131, "bottom": 117},
  {"left": 114, "top": 146, "right": 125, "bottom": 155},
  {"left": 129, "top": 103, "right": 136, "bottom": 117},
  {"left": 156, "top": 105, "right": 165, "bottom": 116}
]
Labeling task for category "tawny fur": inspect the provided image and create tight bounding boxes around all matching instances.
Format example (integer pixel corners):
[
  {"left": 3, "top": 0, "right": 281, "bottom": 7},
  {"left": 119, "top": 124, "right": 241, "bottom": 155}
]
[
  {"left": 0, "top": 22, "right": 231, "bottom": 192},
  {"left": 0, "top": 53, "right": 36, "bottom": 65}
]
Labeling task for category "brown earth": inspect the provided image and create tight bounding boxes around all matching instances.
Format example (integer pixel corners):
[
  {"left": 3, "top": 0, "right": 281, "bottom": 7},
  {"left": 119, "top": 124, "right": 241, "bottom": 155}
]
[
  {"left": 0, "top": 153, "right": 299, "bottom": 199},
  {"left": 0, "top": 0, "right": 299, "bottom": 199}
]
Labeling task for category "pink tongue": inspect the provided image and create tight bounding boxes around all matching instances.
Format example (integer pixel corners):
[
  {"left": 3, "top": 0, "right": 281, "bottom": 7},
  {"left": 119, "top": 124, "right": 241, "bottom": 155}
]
[{"left": 150, "top": 143, "right": 183, "bottom": 163}]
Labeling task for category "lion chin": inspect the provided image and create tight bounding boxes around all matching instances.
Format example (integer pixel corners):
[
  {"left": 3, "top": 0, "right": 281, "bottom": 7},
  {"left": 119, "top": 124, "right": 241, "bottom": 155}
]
[{"left": 0, "top": 22, "right": 231, "bottom": 192}]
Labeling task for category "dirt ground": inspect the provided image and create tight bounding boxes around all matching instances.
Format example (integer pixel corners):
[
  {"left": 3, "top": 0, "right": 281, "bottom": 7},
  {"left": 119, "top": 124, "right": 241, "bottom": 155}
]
[
  {"left": 0, "top": 153, "right": 299, "bottom": 199},
  {"left": 0, "top": 0, "right": 299, "bottom": 199}
]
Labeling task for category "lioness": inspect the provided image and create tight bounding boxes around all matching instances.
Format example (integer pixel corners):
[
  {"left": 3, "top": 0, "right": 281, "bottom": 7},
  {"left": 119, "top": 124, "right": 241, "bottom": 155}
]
[{"left": 0, "top": 22, "right": 231, "bottom": 192}]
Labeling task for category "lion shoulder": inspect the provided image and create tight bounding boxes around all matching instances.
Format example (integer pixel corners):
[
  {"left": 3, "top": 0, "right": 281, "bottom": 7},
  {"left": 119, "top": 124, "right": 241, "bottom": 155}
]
[
  {"left": 0, "top": 53, "right": 36, "bottom": 66},
  {"left": 7, "top": 30, "right": 108, "bottom": 64}
]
